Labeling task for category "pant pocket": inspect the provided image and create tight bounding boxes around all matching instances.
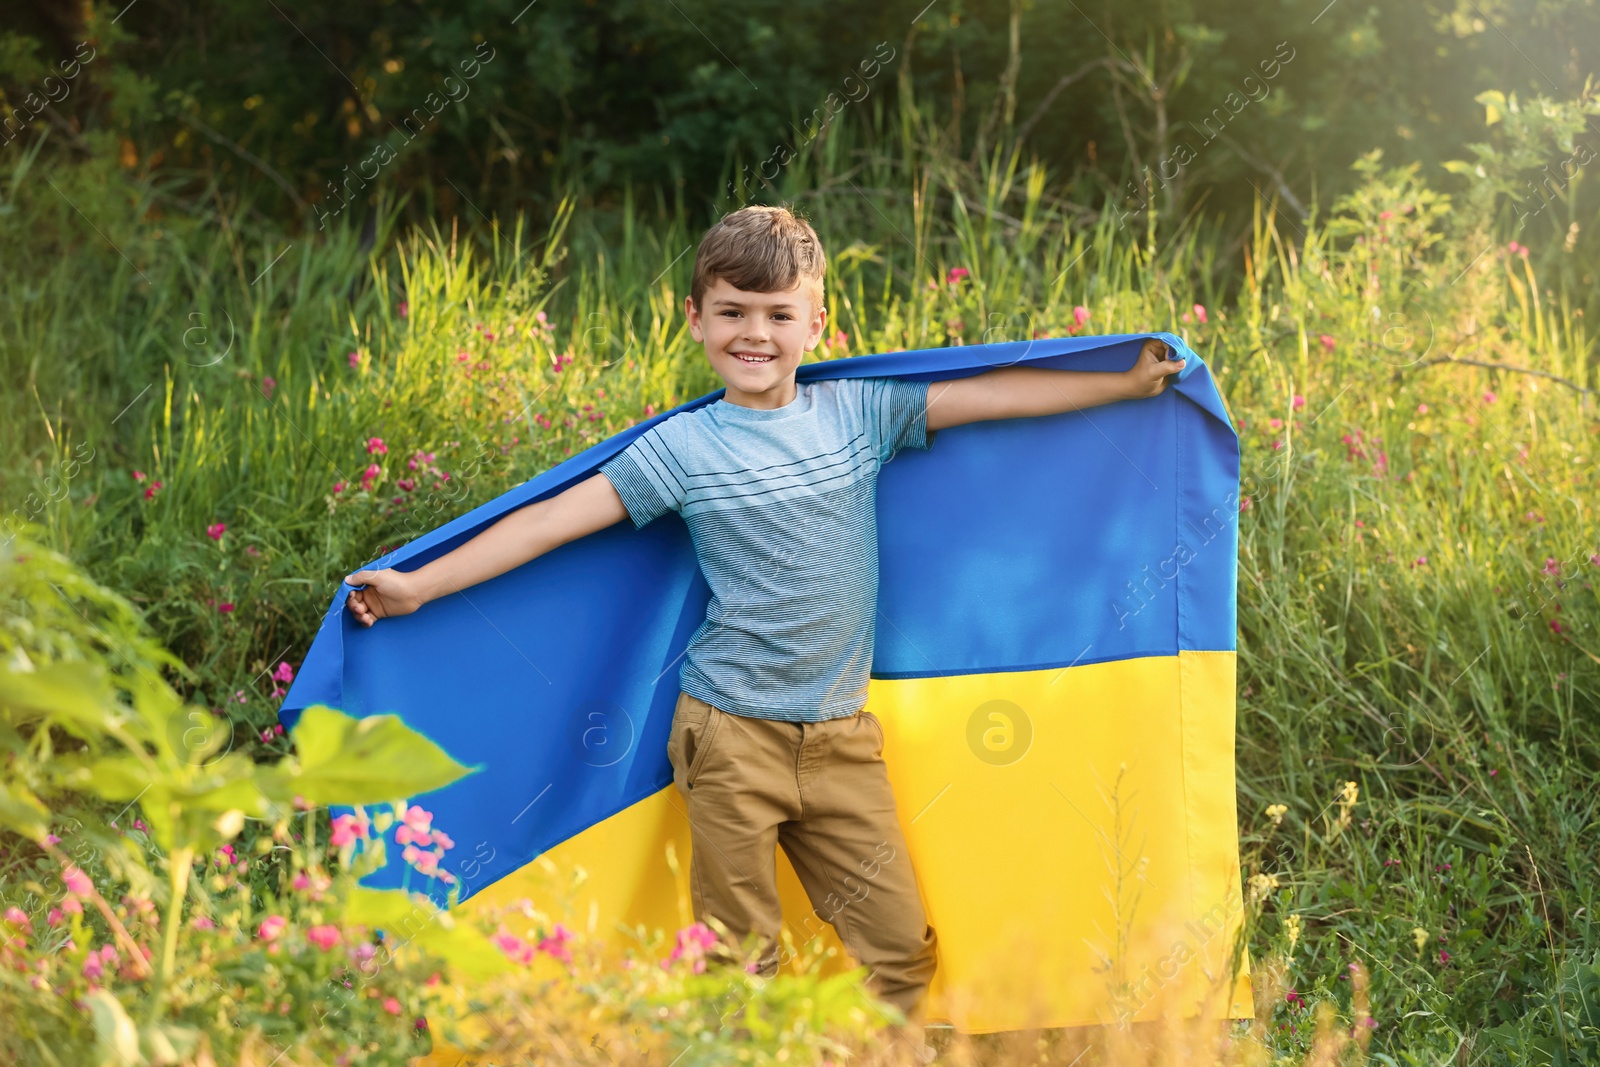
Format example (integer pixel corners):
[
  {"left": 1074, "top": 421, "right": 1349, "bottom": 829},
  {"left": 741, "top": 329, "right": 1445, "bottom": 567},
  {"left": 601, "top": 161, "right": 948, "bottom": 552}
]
[{"left": 669, "top": 693, "right": 720, "bottom": 792}]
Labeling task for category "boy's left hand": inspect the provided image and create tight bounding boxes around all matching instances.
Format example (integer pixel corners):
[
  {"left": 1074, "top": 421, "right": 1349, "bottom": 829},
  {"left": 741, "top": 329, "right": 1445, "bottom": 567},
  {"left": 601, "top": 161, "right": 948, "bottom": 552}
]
[{"left": 1124, "top": 338, "right": 1187, "bottom": 399}]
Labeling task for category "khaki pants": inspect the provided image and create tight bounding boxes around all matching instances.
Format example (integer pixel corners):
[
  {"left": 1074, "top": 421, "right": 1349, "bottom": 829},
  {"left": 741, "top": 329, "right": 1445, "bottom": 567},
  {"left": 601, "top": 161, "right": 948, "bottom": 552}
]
[{"left": 667, "top": 690, "right": 939, "bottom": 1020}]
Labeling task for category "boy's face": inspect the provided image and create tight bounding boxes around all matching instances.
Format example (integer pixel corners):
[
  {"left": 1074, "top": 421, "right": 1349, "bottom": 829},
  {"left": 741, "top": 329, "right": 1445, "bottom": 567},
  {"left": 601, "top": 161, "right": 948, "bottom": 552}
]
[{"left": 686, "top": 277, "right": 826, "bottom": 404}]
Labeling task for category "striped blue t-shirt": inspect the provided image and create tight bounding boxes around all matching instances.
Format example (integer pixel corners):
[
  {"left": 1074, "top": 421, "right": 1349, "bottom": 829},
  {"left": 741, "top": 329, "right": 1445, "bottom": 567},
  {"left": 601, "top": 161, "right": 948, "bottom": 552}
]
[{"left": 599, "top": 376, "right": 935, "bottom": 722}]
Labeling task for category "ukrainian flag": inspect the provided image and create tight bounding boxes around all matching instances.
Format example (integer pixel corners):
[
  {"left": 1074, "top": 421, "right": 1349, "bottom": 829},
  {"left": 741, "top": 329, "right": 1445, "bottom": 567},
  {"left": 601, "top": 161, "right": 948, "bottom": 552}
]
[{"left": 280, "top": 332, "right": 1251, "bottom": 1038}]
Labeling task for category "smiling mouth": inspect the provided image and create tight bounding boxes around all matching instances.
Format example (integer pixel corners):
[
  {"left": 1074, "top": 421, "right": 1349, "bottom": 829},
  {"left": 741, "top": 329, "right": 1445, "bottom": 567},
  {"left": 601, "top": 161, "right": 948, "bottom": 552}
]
[{"left": 733, "top": 352, "right": 775, "bottom": 364}]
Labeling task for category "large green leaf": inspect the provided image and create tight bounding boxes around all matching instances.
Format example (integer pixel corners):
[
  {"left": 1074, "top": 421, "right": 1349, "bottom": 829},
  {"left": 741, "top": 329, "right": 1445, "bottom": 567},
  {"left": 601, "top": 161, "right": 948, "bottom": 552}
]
[
  {"left": 344, "top": 887, "right": 512, "bottom": 980},
  {"left": 0, "top": 779, "right": 50, "bottom": 840},
  {"left": 280, "top": 705, "right": 477, "bottom": 806}
]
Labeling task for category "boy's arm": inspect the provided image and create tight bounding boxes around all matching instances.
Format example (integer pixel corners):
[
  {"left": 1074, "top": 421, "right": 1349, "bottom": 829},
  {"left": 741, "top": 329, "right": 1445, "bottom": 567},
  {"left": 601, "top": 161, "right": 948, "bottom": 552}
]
[
  {"left": 343, "top": 472, "right": 630, "bottom": 627},
  {"left": 925, "top": 337, "right": 1184, "bottom": 432}
]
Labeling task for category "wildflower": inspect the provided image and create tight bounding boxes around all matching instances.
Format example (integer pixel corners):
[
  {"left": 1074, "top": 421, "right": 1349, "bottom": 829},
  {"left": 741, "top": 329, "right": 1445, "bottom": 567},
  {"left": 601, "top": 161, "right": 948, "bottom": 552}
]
[
  {"left": 3, "top": 907, "right": 29, "bottom": 932},
  {"left": 257, "top": 915, "right": 287, "bottom": 941},
  {"left": 1269, "top": 418, "right": 1283, "bottom": 431},
  {"left": 46, "top": 908, "right": 63, "bottom": 927},
  {"left": 62, "top": 865, "right": 92, "bottom": 897},
  {"left": 329, "top": 812, "right": 370, "bottom": 847},
  {"left": 1417, "top": 402, "right": 1429, "bottom": 414},
  {"left": 144, "top": 480, "right": 164, "bottom": 500},
  {"left": 1550, "top": 619, "right": 1564, "bottom": 633},
  {"left": 383, "top": 997, "right": 403, "bottom": 1015},
  {"left": 1334, "top": 780, "right": 1359, "bottom": 830},
  {"left": 397, "top": 300, "right": 409, "bottom": 319},
  {"left": 1318, "top": 334, "right": 1336, "bottom": 353},
  {"left": 663, "top": 921, "right": 719, "bottom": 974},
  {"left": 644, "top": 404, "right": 656, "bottom": 418},
  {"left": 307, "top": 925, "right": 342, "bottom": 951},
  {"left": 1379, "top": 210, "right": 1394, "bottom": 221},
  {"left": 1284, "top": 913, "right": 1301, "bottom": 951},
  {"left": 1543, "top": 557, "right": 1561, "bottom": 577},
  {"left": 133, "top": 470, "right": 146, "bottom": 482},
  {"left": 1438, "top": 949, "right": 1451, "bottom": 964},
  {"left": 537, "top": 923, "right": 576, "bottom": 964},
  {"left": 332, "top": 481, "right": 346, "bottom": 494},
  {"left": 1285, "top": 989, "right": 1305, "bottom": 1008},
  {"left": 273, "top": 661, "right": 295, "bottom": 684},
  {"left": 218, "top": 602, "right": 235, "bottom": 614},
  {"left": 261, "top": 376, "right": 276, "bottom": 400},
  {"left": 1247, "top": 872, "right": 1281, "bottom": 902},
  {"left": 492, "top": 927, "right": 535, "bottom": 965},
  {"left": 1292, "top": 395, "right": 1305, "bottom": 410},
  {"left": 192, "top": 915, "right": 216, "bottom": 930},
  {"left": 1412, "top": 556, "right": 1428, "bottom": 568},
  {"left": 366, "top": 438, "right": 388, "bottom": 455},
  {"left": 1239, "top": 496, "right": 1251, "bottom": 511},
  {"left": 1073, "top": 306, "right": 1090, "bottom": 330},
  {"left": 83, "top": 952, "right": 104, "bottom": 981},
  {"left": 246, "top": 545, "right": 260, "bottom": 557},
  {"left": 1383, "top": 857, "right": 1400, "bottom": 867},
  {"left": 1270, "top": 439, "right": 1283, "bottom": 450},
  {"left": 947, "top": 267, "right": 969, "bottom": 285},
  {"left": 1483, "top": 391, "right": 1497, "bottom": 404},
  {"left": 349, "top": 350, "right": 362, "bottom": 369},
  {"left": 1411, "top": 927, "right": 1429, "bottom": 954},
  {"left": 1265, "top": 803, "right": 1288, "bottom": 826},
  {"left": 1193, "top": 304, "right": 1208, "bottom": 324}
]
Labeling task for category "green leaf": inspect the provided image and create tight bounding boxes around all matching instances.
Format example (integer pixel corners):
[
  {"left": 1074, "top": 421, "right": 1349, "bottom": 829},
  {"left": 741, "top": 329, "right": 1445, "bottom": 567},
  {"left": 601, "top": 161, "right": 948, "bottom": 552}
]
[
  {"left": 280, "top": 705, "right": 476, "bottom": 806},
  {"left": 0, "top": 779, "right": 50, "bottom": 840},
  {"left": 83, "top": 989, "right": 143, "bottom": 1067},
  {"left": 344, "top": 887, "right": 512, "bottom": 980}
]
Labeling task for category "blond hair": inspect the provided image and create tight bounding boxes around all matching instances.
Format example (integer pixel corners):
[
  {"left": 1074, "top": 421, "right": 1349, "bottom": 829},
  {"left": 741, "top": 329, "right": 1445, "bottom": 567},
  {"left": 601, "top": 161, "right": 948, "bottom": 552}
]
[{"left": 690, "top": 205, "right": 826, "bottom": 313}]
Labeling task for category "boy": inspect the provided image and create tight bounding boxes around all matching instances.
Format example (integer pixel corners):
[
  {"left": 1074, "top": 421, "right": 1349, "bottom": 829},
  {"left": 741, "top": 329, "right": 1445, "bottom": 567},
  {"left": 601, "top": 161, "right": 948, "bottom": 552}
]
[{"left": 343, "top": 205, "right": 1183, "bottom": 1055}]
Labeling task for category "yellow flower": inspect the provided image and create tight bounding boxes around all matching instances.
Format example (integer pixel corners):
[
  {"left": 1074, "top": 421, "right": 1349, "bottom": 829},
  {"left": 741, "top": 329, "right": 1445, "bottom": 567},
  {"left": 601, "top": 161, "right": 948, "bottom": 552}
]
[
  {"left": 1411, "top": 927, "right": 1430, "bottom": 954},
  {"left": 1265, "top": 803, "right": 1288, "bottom": 826},
  {"left": 1336, "top": 780, "right": 1360, "bottom": 830},
  {"left": 1247, "top": 872, "right": 1281, "bottom": 903},
  {"left": 1285, "top": 913, "right": 1302, "bottom": 951}
]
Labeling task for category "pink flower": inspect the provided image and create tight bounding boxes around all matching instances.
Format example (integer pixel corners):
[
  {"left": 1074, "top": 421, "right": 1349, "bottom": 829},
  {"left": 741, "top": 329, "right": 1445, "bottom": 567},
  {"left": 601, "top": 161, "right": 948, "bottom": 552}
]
[
  {"left": 307, "top": 925, "right": 342, "bottom": 951},
  {"left": 332, "top": 481, "right": 346, "bottom": 494},
  {"left": 1483, "top": 391, "right": 1497, "bottom": 404},
  {"left": 192, "top": 915, "right": 216, "bottom": 930},
  {"left": 946, "top": 267, "right": 969, "bottom": 285},
  {"left": 144, "top": 480, "right": 163, "bottom": 500},
  {"left": 257, "top": 915, "right": 288, "bottom": 941},
  {"left": 397, "top": 301, "right": 409, "bottom": 320},
  {"left": 1285, "top": 990, "right": 1305, "bottom": 1008},
  {"left": 62, "top": 865, "right": 92, "bottom": 897},
  {"left": 207, "top": 522, "right": 227, "bottom": 541},
  {"left": 1239, "top": 496, "right": 1252, "bottom": 511},
  {"left": 218, "top": 602, "right": 235, "bottom": 614},
  {"left": 644, "top": 404, "right": 657, "bottom": 418},
  {"left": 1590, "top": 553, "right": 1600, "bottom": 567},
  {"left": 4, "top": 907, "right": 29, "bottom": 928},
  {"left": 663, "top": 921, "right": 719, "bottom": 973},
  {"left": 47, "top": 908, "right": 63, "bottom": 927},
  {"left": 538, "top": 922, "right": 576, "bottom": 964},
  {"left": 366, "top": 438, "right": 388, "bottom": 455},
  {"left": 132, "top": 471, "right": 146, "bottom": 482},
  {"left": 329, "top": 813, "right": 370, "bottom": 847},
  {"left": 273, "top": 661, "right": 295, "bottom": 684},
  {"left": 348, "top": 350, "right": 362, "bottom": 369},
  {"left": 1379, "top": 210, "right": 1393, "bottom": 221},
  {"left": 1268, "top": 418, "right": 1283, "bottom": 430},
  {"left": 1438, "top": 950, "right": 1451, "bottom": 964},
  {"left": 431, "top": 829, "right": 455, "bottom": 850},
  {"left": 1192, "top": 304, "right": 1207, "bottom": 324},
  {"left": 1551, "top": 619, "right": 1564, "bottom": 633},
  {"left": 383, "top": 997, "right": 403, "bottom": 1015},
  {"left": 1417, "top": 402, "right": 1429, "bottom": 414},
  {"left": 246, "top": 545, "right": 260, "bottom": 557},
  {"left": 395, "top": 824, "right": 432, "bottom": 847},
  {"left": 83, "top": 953, "right": 104, "bottom": 981},
  {"left": 261, "top": 376, "right": 276, "bottom": 400},
  {"left": 397, "top": 478, "right": 415, "bottom": 492},
  {"left": 402, "top": 805, "right": 433, "bottom": 835},
  {"left": 1543, "top": 557, "right": 1562, "bottom": 577},
  {"left": 1073, "top": 306, "right": 1090, "bottom": 329},
  {"left": 1319, "top": 334, "right": 1336, "bottom": 353},
  {"left": 1291, "top": 395, "right": 1305, "bottom": 410}
]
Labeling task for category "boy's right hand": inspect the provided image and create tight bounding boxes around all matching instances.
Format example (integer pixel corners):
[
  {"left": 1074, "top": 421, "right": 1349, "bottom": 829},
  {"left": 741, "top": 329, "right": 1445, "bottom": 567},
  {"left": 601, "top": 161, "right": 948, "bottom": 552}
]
[{"left": 343, "top": 568, "right": 425, "bottom": 627}]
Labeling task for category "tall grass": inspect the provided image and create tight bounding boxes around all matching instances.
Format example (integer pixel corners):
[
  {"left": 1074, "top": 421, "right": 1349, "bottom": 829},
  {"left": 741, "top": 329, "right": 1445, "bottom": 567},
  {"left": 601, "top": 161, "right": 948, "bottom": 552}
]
[{"left": 2, "top": 90, "right": 1598, "bottom": 1061}]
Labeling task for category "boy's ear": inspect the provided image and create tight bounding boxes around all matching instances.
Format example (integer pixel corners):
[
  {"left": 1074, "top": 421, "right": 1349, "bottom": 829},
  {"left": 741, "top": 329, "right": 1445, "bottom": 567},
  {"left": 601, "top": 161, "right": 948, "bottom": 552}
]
[
  {"left": 685, "top": 295, "right": 704, "bottom": 343},
  {"left": 804, "top": 298, "right": 828, "bottom": 352}
]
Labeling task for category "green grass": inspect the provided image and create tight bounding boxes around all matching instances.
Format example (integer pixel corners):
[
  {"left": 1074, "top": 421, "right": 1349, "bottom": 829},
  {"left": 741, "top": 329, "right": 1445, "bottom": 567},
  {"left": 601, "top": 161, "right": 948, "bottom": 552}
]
[{"left": 2, "top": 106, "right": 1598, "bottom": 1063}]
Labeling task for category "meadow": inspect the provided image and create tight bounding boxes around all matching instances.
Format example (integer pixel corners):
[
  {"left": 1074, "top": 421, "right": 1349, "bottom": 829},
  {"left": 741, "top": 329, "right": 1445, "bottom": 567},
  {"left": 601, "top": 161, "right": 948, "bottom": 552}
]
[{"left": 2, "top": 81, "right": 1598, "bottom": 1065}]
